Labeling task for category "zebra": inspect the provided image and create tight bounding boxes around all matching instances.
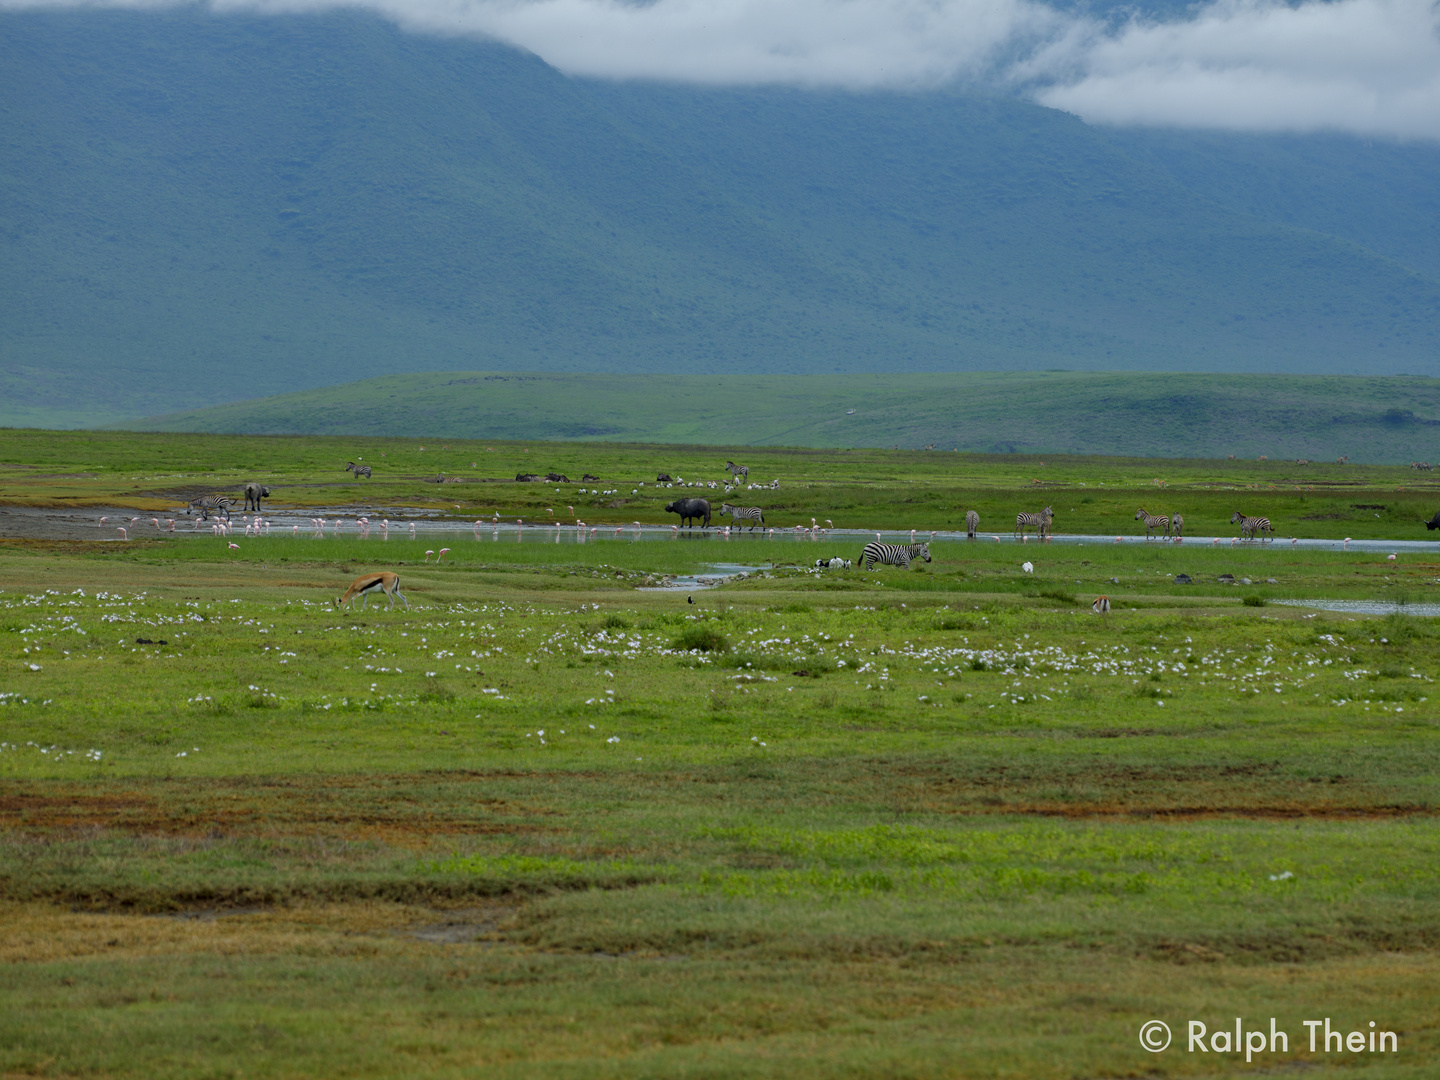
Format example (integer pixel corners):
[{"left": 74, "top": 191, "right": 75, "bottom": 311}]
[
  {"left": 1172, "top": 513, "right": 1184, "bottom": 538},
  {"left": 725, "top": 461, "right": 749, "bottom": 483},
  {"left": 244, "top": 483, "right": 271, "bottom": 512},
  {"left": 1014, "top": 506, "right": 1053, "bottom": 539},
  {"left": 720, "top": 503, "right": 765, "bottom": 530},
  {"left": 186, "top": 495, "right": 231, "bottom": 521},
  {"left": 965, "top": 509, "right": 979, "bottom": 538},
  {"left": 345, "top": 461, "right": 372, "bottom": 479},
  {"left": 1231, "top": 511, "right": 1275, "bottom": 541},
  {"left": 1135, "top": 508, "right": 1170, "bottom": 540},
  {"left": 860, "top": 541, "right": 931, "bottom": 570}
]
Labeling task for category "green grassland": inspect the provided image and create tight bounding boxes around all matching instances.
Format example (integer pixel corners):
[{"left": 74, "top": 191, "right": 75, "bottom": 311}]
[
  {"left": 2, "top": 432, "right": 1439, "bottom": 1077},
  {"left": 7, "top": 427, "right": 1440, "bottom": 542},
  {"left": 120, "top": 370, "right": 1440, "bottom": 465}
]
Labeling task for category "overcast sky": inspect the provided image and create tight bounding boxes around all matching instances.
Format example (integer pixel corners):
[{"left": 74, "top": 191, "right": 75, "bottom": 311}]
[{"left": 10, "top": 0, "right": 1440, "bottom": 139}]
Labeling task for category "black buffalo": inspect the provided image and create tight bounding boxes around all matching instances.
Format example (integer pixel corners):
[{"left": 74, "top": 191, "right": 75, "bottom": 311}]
[
  {"left": 1426, "top": 511, "right": 1440, "bottom": 530},
  {"left": 515, "top": 473, "right": 541, "bottom": 482},
  {"left": 666, "top": 497, "right": 711, "bottom": 528},
  {"left": 243, "top": 482, "right": 270, "bottom": 511},
  {"left": 582, "top": 473, "right": 600, "bottom": 481}
]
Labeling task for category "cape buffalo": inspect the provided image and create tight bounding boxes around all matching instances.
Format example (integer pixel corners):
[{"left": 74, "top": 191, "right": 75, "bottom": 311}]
[
  {"left": 666, "top": 497, "right": 711, "bottom": 528},
  {"left": 1426, "top": 511, "right": 1440, "bottom": 530},
  {"left": 243, "top": 483, "right": 270, "bottom": 511}
]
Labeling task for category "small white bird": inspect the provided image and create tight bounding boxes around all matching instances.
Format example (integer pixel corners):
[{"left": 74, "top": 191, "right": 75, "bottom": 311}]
[
  {"left": 425, "top": 550, "right": 435, "bottom": 562},
  {"left": 228, "top": 542, "right": 239, "bottom": 550},
  {"left": 116, "top": 527, "right": 127, "bottom": 540},
  {"left": 1212, "top": 537, "right": 1220, "bottom": 546},
  {"left": 1388, "top": 553, "right": 1397, "bottom": 562},
  {"left": 99, "top": 516, "right": 108, "bottom": 524},
  {"left": 1344, "top": 537, "right": 1351, "bottom": 549},
  {"left": 166, "top": 519, "right": 175, "bottom": 532},
  {"left": 1291, "top": 537, "right": 1298, "bottom": 547},
  {"left": 1022, "top": 561, "right": 1033, "bottom": 573},
  {"left": 151, "top": 518, "right": 160, "bottom": 528},
  {"left": 438, "top": 548, "right": 450, "bottom": 562}
]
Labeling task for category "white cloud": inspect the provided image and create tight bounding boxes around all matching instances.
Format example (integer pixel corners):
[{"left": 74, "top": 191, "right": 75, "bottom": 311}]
[
  {"left": 6, "top": 0, "right": 1440, "bottom": 139},
  {"left": 1028, "top": 0, "right": 1440, "bottom": 140}
]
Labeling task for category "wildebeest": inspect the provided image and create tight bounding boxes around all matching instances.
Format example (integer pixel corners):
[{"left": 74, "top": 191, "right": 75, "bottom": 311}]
[
  {"left": 345, "top": 461, "right": 371, "bottom": 480},
  {"left": 515, "top": 473, "right": 541, "bottom": 482},
  {"left": 656, "top": 473, "right": 673, "bottom": 482},
  {"left": 582, "top": 473, "right": 600, "bottom": 481},
  {"left": 1425, "top": 511, "right": 1440, "bottom": 531},
  {"left": 243, "top": 483, "right": 271, "bottom": 512},
  {"left": 545, "top": 473, "right": 570, "bottom": 483},
  {"left": 666, "top": 497, "right": 711, "bottom": 528}
]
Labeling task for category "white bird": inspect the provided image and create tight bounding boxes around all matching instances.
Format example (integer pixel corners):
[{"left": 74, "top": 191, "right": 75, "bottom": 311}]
[
  {"left": 438, "top": 548, "right": 450, "bottom": 562},
  {"left": 130, "top": 516, "right": 140, "bottom": 524},
  {"left": 1114, "top": 536, "right": 1122, "bottom": 543},
  {"left": 116, "top": 527, "right": 127, "bottom": 540},
  {"left": 1388, "top": 553, "right": 1397, "bottom": 562},
  {"left": 1212, "top": 538, "right": 1220, "bottom": 546},
  {"left": 910, "top": 529, "right": 916, "bottom": 542},
  {"left": 292, "top": 525, "right": 299, "bottom": 535},
  {"left": 1343, "top": 537, "right": 1352, "bottom": 549},
  {"left": 99, "top": 516, "right": 108, "bottom": 524},
  {"left": 150, "top": 518, "right": 159, "bottom": 528},
  {"left": 568, "top": 506, "right": 574, "bottom": 514},
  {"left": 1290, "top": 537, "right": 1298, "bottom": 547},
  {"left": 1022, "top": 561, "right": 1033, "bottom": 573},
  {"left": 992, "top": 536, "right": 1000, "bottom": 542},
  {"left": 228, "top": 542, "right": 239, "bottom": 550},
  {"left": 724, "top": 526, "right": 731, "bottom": 540},
  {"left": 425, "top": 550, "right": 435, "bottom": 562},
  {"left": 409, "top": 522, "right": 417, "bottom": 536},
  {"left": 671, "top": 525, "right": 678, "bottom": 536},
  {"left": 1230, "top": 538, "right": 1237, "bottom": 546},
  {"left": 166, "top": 519, "right": 175, "bottom": 532}
]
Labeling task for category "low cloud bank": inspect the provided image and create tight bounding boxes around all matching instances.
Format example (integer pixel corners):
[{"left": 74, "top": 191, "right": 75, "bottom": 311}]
[{"left": 9, "top": 0, "right": 1440, "bottom": 139}]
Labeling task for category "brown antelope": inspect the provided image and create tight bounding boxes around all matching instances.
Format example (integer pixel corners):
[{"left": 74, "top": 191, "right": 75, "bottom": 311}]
[
  {"left": 1092, "top": 596, "right": 1110, "bottom": 615},
  {"left": 334, "top": 572, "right": 408, "bottom": 611}
]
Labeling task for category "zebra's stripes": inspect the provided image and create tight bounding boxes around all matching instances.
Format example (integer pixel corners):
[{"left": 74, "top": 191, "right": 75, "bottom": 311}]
[
  {"left": 1172, "top": 514, "right": 1184, "bottom": 537},
  {"left": 860, "top": 541, "right": 931, "bottom": 570},
  {"left": 1135, "top": 508, "right": 1170, "bottom": 539},
  {"left": 1230, "top": 511, "right": 1275, "bottom": 541},
  {"left": 725, "top": 461, "right": 749, "bottom": 482},
  {"left": 720, "top": 503, "right": 765, "bottom": 530},
  {"left": 346, "top": 461, "right": 372, "bottom": 480},
  {"left": 186, "top": 495, "right": 231, "bottom": 521},
  {"left": 965, "top": 509, "right": 979, "bottom": 538},
  {"left": 1014, "top": 506, "right": 1053, "bottom": 539}
]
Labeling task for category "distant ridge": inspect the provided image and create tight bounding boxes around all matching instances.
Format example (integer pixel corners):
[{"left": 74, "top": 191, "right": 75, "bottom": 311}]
[
  {"left": 116, "top": 371, "right": 1440, "bottom": 465},
  {"left": 5, "top": 10, "right": 1440, "bottom": 427}
]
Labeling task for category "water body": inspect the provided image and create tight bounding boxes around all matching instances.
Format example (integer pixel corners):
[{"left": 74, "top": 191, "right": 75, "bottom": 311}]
[
  {"left": 1271, "top": 599, "right": 1440, "bottom": 617},
  {"left": 637, "top": 564, "right": 762, "bottom": 592}
]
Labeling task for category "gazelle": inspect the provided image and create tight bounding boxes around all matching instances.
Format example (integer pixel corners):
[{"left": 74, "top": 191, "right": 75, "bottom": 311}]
[{"left": 334, "top": 572, "right": 408, "bottom": 611}]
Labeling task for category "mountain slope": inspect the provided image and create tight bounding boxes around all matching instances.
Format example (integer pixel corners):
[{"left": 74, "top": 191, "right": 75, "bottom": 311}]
[
  {"left": 121, "top": 370, "right": 1440, "bottom": 465},
  {"left": 4, "top": 9, "right": 1440, "bottom": 426}
]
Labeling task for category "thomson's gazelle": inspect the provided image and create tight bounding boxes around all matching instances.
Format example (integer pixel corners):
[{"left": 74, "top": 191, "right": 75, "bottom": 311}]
[{"left": 334, "top": 572, "right": 408, "bottom": 611}]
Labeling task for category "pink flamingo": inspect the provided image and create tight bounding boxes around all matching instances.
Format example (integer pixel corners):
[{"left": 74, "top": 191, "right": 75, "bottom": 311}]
[
  {"left": 614, "top": 526, "right": 622, "bottom": 538},
  {"left": 567, "top": 506, "right": 574, "bottom": 514},
  {"left": 910, "top": 529, "right": 916, "bottom": 542},
  {"left": 151, "top": 518, "right": 160, "bottom": 528},
  {"left": 767, "top": 528, "right": 773, "bottom": 539},
  {"left": 425, "top": 550, "right": 435, "bottom": 562},
  {"left": 1290, "top": 537, "right": 1298, "bottom": 547},
  {"left": 724, "top": 526, "right": 731, "bottom": 541},
  {"left": 1115, "top": 536, "right": 1123, "bottom": 543},
  {"left": 166, "top": 520, "right": 175, "bottom": 532},
  {"left": 116, "top": 526, "right": 127, "bottom": 540},
  {"left": 1212, "top": 538, "right": 1220, "bottom": 546},
  {"left": 409, "top": 522, "right": 417, "bottom": 538},
  {"left": 99, "top": 517, "right": 108, "bottom": 525},
  {"left": 228, "top": 542, "right": 239, "bottom": 550},
  {"left": 130, "top": 516, "right": 140, "bottom": 524},
  {"left": 671, "top": 525, "right": 678, "bottom": 537},
  {"left": 292, "top": 525, "right": 299, "bottom": 536},
  {"left": 438, "top": 548, "right": 450, "bottom": 562},
  {"left": 1388, "top": 553, "right": 1397, "bottom": 562}
]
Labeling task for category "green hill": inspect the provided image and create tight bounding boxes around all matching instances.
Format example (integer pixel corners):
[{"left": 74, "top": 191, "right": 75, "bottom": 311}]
[
  {"left": 120, "top": 371, "right": 1440, "bottom": 464},
  {"left": 5, "top": 10, "right": 1440, "bottom": 428}
]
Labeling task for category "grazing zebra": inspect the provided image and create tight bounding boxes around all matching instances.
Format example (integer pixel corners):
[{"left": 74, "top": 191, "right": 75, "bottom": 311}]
[
  {"left": 725, "top": 461, "right": 749, "bottom": 483},
  {"left": 1014, "top": 506, "right": 1053, "bottom": 539},
  {"left": 860, "top": 541, "right": 931, "bottom": 570},
  {"left": 1231, "top": 511, "right": 1275, "bottom": 541},
  {"left": 1172, "top": 513, "right": 1184, "bottom": 537},
  {"left": 1135, "top": 508, "right": 1170, "bottom": 540},
  {"left": 719, "top": 503, "right": 765, "bottom": 530},
  {"left": 186, "top": 495, "right": 231, "bottom": 521},
  {"left": 345, "top": 461, "right": 372, "bottom": 480},
  {"left": 243, "top": 483, "right": 271, "bottom": 512},
  {"left": 965, "top": 509, "right": 979, "bottom": 538}
]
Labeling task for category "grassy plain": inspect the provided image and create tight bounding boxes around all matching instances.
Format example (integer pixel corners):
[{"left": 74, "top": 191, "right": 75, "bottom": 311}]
[{"left": 1, "top": 433, "right": 1439, "bottom": 1078}]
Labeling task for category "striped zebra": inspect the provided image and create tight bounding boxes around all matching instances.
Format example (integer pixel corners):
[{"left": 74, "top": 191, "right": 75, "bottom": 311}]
[
  {"left": 719, "top": 503, "right": 765, "bottom": 530},
  {"left": 1135, "top": 508, "right": 1170, "bottom": 540},
  {"left": 1231, "top": 511, "right": 1275, "bottom": 541},
  {"left": 965, "top": 509, "right": 979, "bottom": 538},
  {"left": 860, "top": 541, "right": 931, "bottom": 570},
  {"left": 725, "top": 461, "right": 749, "bottom": 483},
  {"left": 1014, "top": 506, "right": 1053, "bottom": 539},
  {"left": 345, "top": 461, "right": 372, "bottom": 480},
  {"left": 185, "top": 495, "right": 231, "bottom": 521},
  {"left": 1172, "top": 513, "right": 1184, "bottom": 538}
]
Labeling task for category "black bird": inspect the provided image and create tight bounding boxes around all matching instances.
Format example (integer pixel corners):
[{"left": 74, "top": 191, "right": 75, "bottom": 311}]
[{"left": 688, "top": 596, "right": 694, "bottom": 604}]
